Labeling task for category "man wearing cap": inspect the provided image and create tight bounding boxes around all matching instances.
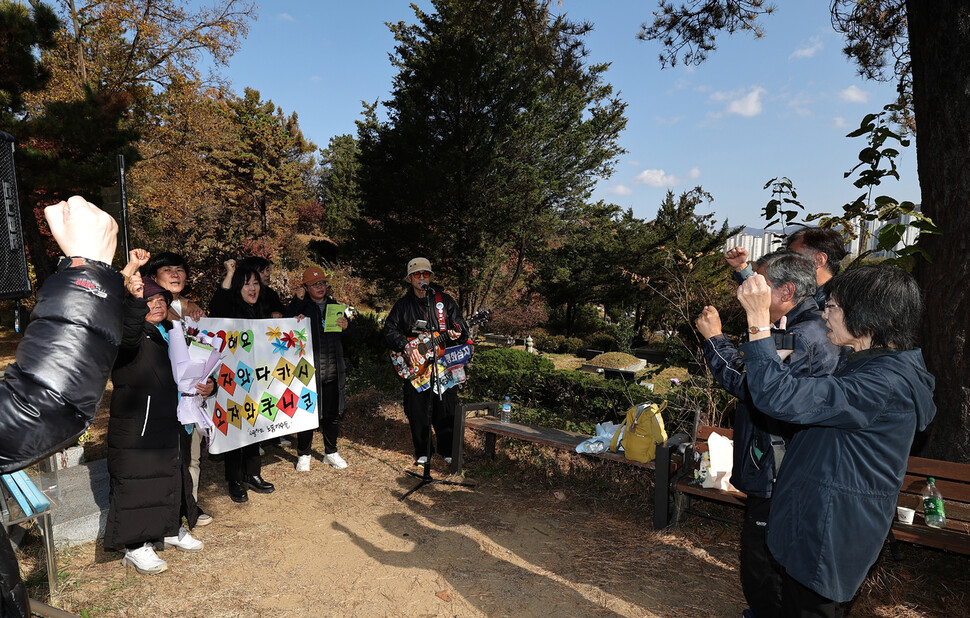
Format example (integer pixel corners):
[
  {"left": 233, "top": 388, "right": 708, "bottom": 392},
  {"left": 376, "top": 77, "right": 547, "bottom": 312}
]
[
  {"left": 383, "top": 258, "right": 467, "bottom": 465},
  {"left": 284, "top": 266, "right": 353, "bottom": 471}
]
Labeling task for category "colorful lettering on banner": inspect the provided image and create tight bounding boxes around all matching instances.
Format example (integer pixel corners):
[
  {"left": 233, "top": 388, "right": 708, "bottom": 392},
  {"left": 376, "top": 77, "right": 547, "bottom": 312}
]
[
  {"left": 212, "top": 402, "right": 229, "bottom": 436},
  {"left": 198, "top": 317, "right": 318, "bottom": 454},
  {"left": 215, "top": 331, "right": 228, "bottom": 352},
  {"left": 239, "top": 329, "right": 255, "bottom": 353},
  {"left": 254, "top": 364, "right": 273, "bottom": 388},
  {"left": 442, "top": 344, "right": 473, "bottom": 368},
  {"left": 259, "top": 392, "right": 279, "bottom": 422},
  {"left": 243, "top": 394, "right": 259, "bottom": 426},
  {"left": 294, "top": 357, "right": 315, "bottom": 386},
  {"left": 226, "top": 398, "right": 243, "bottom": 429},
  {"left": 299, "top": 386, "right": 317, "bottom": 413},
  {"left": 218, "top": 363, "right": 236, "bottom": 396},
  {"left": 433, "top": 364, "right": 467, "bottom": 394},
  {"left": 411, "top": 371, "right": 432, "bottom": 393},
  {"left": 274, "top": 357, "right": 295, "bottom": 386},
  {"left": 277, "top": 388, "right": 298, "bottom": 418},
  {"left": 235, "top": 361, "right": 254, "bottom": 393}
]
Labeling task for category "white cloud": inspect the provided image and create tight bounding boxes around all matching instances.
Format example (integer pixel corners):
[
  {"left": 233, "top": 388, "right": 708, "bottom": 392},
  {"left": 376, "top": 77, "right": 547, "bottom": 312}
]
[
  {"left": 727, "top": 87, "right": 766, "bottom": 117},
  {"left": 278, "top": 13, "right": 295, "bottom": 21},
  {"left": 840, "top": 85, "right": 869, "bottom": 103},
  {"left": 634, "top": 167, "right": 700, "bottom": 188},
  {"left": 606, "top": 184, "right": 633, "bottom": 196},
  {"left": 655, "top": 115, "right": 684, "bottom": 126},
  {"left": 833, "top": 116, "right": 849, "bottom": 129},
  {"left": 790, "top": 37, "right": 823, "bottom": 60},
  {"left": 711, "top": 87, "right": 766, "bottom": 117}
]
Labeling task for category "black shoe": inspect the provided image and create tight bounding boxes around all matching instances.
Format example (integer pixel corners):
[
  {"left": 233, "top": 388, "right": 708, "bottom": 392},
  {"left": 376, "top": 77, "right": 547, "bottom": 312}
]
[
  {"left": 244, "top": 475, "right": 275, "bottom": 494},
  {"left": 229, "top": 482, "right": 249, "bottom": 503}
]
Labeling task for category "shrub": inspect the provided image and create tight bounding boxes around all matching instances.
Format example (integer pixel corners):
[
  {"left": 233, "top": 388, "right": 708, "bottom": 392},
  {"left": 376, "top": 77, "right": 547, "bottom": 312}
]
[
  {"left": 585, "top": 332, "right": 618, "bottom": 352},
  {"left": 471, "top": 347, "right": 554, "bottom": 377},
  {"left": 534, "top": 334, "right": 583, "bottom": 354}
]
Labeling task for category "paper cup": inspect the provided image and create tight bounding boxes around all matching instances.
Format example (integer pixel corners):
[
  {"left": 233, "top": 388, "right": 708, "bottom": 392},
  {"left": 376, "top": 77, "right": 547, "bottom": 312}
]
[{"left": 896, "top": 506, "right": 915, "bottom": 525}]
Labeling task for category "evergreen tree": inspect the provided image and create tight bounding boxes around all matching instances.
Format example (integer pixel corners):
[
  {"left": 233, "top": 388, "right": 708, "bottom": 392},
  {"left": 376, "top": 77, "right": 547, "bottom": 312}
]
[{"left": 354, "top": 0, "right": 627, "bottom": 313}]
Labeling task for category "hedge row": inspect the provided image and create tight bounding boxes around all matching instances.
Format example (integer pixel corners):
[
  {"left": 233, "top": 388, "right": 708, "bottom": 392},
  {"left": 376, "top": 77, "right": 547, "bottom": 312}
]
[{"left": 466, "top": 348, "right": 655, "bottom": 431}]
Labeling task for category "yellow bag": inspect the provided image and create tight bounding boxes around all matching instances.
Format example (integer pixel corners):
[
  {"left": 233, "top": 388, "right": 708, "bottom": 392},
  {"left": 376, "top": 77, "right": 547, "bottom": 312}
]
[{"left": 609, "top": 402, "right": 668, "bottom": 463}]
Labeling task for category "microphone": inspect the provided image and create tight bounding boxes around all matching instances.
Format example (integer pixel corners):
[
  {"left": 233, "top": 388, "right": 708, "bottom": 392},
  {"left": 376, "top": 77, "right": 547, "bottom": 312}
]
[{"left": 420, "top": 282, "right": 431, "bottom": 291}]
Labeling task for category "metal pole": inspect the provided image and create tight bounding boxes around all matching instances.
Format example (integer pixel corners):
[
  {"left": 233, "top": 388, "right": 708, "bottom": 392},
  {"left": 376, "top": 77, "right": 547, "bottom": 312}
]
[{"left": 117, "top": 154, "right": 130, "bottom": 256}]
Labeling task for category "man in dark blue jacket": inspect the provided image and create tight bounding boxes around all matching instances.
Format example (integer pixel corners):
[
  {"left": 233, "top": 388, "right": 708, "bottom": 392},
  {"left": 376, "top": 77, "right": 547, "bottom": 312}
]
[{"left": 696, "top": 250, "right": 841, "bottom": 618}]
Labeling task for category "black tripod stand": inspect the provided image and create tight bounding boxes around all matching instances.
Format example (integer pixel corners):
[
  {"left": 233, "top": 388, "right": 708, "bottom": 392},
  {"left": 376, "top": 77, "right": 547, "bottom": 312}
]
[{"left": 400, "top": 285, "right": 474, "bottom": 501}]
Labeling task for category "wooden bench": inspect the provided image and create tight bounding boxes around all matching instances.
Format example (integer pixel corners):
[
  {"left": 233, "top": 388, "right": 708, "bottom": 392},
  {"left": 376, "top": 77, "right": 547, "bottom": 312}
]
[
  {"left": 665, "top": 425, "right": 745, "bottom": 525},
  {"left": 452, "top": 402, "right": 684, "bottom": 530},
  {"left": 662, "top": 425, "right": 970, "bottom": 557},
  {"left": 890, "top": 456, "right": 970, "bottom": 557}
]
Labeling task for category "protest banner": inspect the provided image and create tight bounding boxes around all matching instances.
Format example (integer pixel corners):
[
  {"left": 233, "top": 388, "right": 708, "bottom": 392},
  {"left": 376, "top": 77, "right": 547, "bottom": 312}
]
[{"left": 194, "top": 317, "right": 318, "bottom": 454}]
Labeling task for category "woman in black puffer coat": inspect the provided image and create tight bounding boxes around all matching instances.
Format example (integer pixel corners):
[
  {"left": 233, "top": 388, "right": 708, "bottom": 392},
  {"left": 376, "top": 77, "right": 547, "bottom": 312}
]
[
  {"left": 208, "top": 260, "right": 277, "bottom": 503},
  {"left": 103, "top": 274, "right": 213, "bottom": 574}
]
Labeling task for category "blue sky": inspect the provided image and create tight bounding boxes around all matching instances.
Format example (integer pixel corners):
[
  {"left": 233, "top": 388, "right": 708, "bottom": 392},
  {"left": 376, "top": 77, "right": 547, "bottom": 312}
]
[{"left": 210, "top": 1, "right": 919, "bottom": 230}]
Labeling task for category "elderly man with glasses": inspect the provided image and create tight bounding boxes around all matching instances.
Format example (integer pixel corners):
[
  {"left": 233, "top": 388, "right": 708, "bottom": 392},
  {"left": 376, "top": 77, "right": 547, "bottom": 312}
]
[{"left": 383, "top": 257, "right": 467, "bottom": 465}]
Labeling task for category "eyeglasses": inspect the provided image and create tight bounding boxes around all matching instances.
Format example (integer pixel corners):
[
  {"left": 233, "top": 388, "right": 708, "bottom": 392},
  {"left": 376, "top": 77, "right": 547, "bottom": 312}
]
[
  {"left": 412, "top": 271, "right": 431, "bottom": 279},
  {"left": 308, "top": 280, "right": 328, "bottom": 288}
]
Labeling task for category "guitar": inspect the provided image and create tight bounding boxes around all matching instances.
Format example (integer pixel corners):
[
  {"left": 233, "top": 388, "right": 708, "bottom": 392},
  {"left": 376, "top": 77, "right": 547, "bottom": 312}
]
[{"left": 388, "top": 309, "right": 491, "bottom": 384}]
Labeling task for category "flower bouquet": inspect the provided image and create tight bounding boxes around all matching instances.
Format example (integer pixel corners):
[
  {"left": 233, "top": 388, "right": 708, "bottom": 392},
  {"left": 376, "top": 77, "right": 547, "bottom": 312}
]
[{"left": 168, "top": 320, "right": 223, "bottom": 437}]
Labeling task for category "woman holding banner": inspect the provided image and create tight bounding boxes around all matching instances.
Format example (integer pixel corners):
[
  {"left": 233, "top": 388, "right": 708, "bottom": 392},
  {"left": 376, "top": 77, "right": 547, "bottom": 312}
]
[
  {"left": 209, "top": 259, "right": 277, "bottom": 503},
  {"left": 104, "top": 262, "right": 213, "bottom": 575}
]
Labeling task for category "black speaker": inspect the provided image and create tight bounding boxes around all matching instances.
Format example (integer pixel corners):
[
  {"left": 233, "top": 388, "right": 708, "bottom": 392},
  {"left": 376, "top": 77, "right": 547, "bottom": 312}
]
[{"left": 0, "top": 131, "right": 32, "bottom": 301}]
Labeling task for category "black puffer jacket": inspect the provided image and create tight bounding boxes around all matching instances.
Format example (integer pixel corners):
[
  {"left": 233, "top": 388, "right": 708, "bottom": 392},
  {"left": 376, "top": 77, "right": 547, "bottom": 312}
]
[
  {"left": 102, "top": 297, "right": 197, "bottom": 550},
  {"left": 0, "top": 258, "right": 123, "bottom": 618},
  {"left": 383, "top": 285, "right": 466, "bottom": 354}
]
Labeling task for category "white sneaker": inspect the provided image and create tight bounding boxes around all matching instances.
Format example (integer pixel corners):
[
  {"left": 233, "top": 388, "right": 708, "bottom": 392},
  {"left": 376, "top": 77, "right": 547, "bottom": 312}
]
[
  {"left": 279, "top": 436, "right": 292, "bottom": 446},
  {"left": 196, "top": 512, "right": 213, "bottom": 527},
  {"left": 323, "top": 452, "right": 348, "bottom": 469},
  {"left": 415, "top": 456, "right": 428, "bottom": 466},
  {"left": 296, "top": 455, "right": 311, "bottom": 471},
  {"left": 163, "top": 526, "right": 204, "bottom": 553},
  {"left": 122, "top": 544, "right": 168, "bottom": 575}
]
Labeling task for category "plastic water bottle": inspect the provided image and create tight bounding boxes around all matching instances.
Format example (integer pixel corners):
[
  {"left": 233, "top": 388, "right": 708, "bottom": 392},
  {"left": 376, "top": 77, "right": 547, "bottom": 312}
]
[
  {"left": 500, "top": 397, "right": 511, "bottom": 424},
  {"left": 922, "top": 477, "right": 947, "bottom": 529}
]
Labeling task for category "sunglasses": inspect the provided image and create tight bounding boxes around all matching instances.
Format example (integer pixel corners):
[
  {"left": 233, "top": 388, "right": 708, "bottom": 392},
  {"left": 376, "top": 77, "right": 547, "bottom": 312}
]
[{"left": 412, "top": 271, "right": 431, "bottom": 279}]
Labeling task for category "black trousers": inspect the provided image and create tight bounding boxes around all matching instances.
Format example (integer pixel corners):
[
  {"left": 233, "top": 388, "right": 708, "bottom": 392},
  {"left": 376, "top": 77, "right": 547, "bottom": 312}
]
[
  {"left": 223, "top": 443, "right": 261, "bottom": 483},
  {"left": 777, "top": 556, "right": 845, "bottom": 617},
  {"left": 741, "top": 496, "right": 783, "bottom": 617},
  {"left": 297, "top": 380, "right": 342, "bottom": 456},
  {"left": 402, "top": 382, "right": 457, "bottom": 459}
]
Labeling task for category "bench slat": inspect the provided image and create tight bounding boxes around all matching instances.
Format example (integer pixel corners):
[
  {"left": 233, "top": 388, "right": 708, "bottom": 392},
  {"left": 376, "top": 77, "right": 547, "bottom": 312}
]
[
  {"left": 892, "top": 523, "right": 970, "bottom": 555},
  {"left": 675, "top": 479, "right": 746, "bottom": 507},
  {"left": 464, "top": 416, "right": 660, "bottom": 470},
  {"left": 904, "top": 456, "right": 970, "bottom": 482}
]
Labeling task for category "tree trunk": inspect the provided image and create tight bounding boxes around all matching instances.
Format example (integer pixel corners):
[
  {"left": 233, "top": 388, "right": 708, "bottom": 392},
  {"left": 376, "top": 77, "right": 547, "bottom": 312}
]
[
  {"left": 907, "top": 0, "right": 970, "bottom": 463},
  {"left": 19, "top": 193, "right": 56, "bottom": 285}
]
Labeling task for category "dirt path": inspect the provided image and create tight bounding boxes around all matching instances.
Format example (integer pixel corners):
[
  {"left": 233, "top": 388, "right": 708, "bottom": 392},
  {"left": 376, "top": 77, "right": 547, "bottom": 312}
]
[{"left": 39, "top": 399, "right": 746, "bottom": 617}]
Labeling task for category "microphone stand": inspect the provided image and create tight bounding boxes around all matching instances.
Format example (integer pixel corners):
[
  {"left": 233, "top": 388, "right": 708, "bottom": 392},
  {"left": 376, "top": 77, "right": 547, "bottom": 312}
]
[{"left": 401, "top": 282, "right": 474, "bottom": 500}]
